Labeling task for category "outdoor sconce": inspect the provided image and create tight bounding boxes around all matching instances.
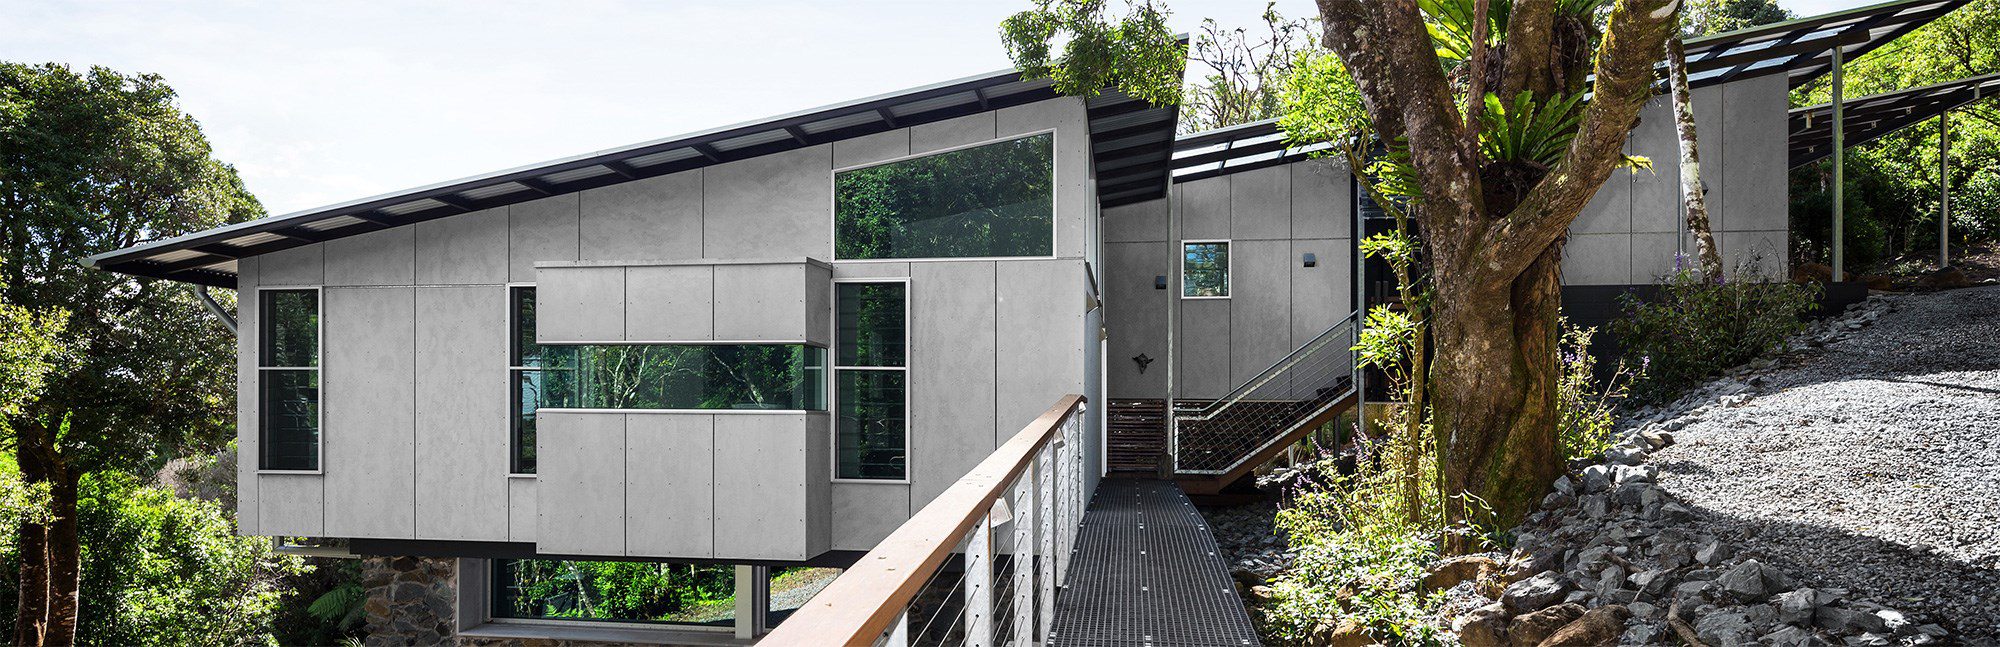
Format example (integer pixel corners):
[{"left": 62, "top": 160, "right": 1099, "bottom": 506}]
[
  {"left": 1302, "top": 252, "right": 1318, "bottom": 268},
  {"left": 1155, "top": 275, "right": 1168, "bottom": 290}
]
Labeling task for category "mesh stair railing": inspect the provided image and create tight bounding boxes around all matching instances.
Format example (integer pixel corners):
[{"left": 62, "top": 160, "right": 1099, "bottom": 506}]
[{"left": 1172, "top": 311, "right": 1360, "bottom": 475}]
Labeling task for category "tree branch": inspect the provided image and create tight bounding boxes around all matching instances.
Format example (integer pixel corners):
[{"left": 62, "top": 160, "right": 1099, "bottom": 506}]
[{"left": 1483, "top": 0, "right": 1679, "bottom": 281}]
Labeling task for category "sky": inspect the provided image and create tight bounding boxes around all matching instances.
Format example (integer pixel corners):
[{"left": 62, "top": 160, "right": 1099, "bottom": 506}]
[{"left": 7, "top": 0, "right": 1874, "bottom": 215}]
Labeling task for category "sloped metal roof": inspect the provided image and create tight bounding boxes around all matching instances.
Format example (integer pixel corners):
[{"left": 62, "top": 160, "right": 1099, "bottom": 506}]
[
  {"left": 1165, "top": 0, "right": 1970, "bottom": 184},
  {"left": 1790, "top": 72, "right": 2000, "bottom": 167},
  {"left": 90, "top": 69, "right": 1178, "bottom": 287}
]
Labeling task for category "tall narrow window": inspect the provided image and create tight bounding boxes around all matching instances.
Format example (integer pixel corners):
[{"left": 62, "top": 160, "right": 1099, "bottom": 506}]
[
  {"left": 834, "top": 282, "right": 907, "bottom": 480},
  {"left": 1183, "top": 241, "right": 1230, "bottom": 298},
  {"left": 259, "top": 289, "right": 320, "bottom": 471},
  {"left": 510, "top": 287, "right": 547, "bottom": 474}
]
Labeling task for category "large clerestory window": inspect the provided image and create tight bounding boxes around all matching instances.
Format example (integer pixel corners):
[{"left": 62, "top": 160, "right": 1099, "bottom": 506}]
[
  {"left": 833, "top": 281, "right": 907, "bottom": 480},
  {"left": 538, "top": 344, "right": 825, "bottom": 411},
  {"left": 834, "top": 133, "right": 1055, "bottom": 260},
  {"left": 259, "top": 289, "right": 321, "bottom": 471}
]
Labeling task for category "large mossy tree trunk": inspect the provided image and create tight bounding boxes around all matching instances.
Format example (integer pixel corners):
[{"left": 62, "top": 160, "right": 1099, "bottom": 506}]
[{"left": 1317, "top": 0, "right": 1678, "bottom": 545}]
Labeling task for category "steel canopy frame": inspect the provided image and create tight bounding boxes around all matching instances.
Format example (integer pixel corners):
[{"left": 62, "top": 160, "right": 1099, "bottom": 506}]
[
  {"left": 1788, "top": 72, "right": 2000, "bottom": 167},
  {"left": 91, "top": 65, "right": 1184, "bottom": 287},
  {"left": 1163, "top": 0, "right": 1971, "bottom": 185}
]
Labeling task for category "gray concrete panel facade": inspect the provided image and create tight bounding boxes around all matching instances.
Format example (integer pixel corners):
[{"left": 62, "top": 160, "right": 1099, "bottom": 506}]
[
  {"left": 229, "top": 96, "right": 1097, "bottom": 566},
  {"left": 323, "top": 286, "right": 417, "bottom": 539}
]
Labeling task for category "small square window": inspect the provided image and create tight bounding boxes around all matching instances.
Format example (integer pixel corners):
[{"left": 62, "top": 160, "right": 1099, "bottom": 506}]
[{"left": 1183, "top": 241, "right": 1230, "bottom": 298}]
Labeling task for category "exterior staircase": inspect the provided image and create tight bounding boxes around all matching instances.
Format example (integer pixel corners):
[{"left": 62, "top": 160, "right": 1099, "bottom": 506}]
[{"left": 1170, "top": 312, "right": 1361, "bottom": 495}]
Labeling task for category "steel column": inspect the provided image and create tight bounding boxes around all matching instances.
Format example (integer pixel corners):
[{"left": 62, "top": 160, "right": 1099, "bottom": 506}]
[
  {"left": 1941, "top": 110, "right": 1952, "bottom": 267},
  {"left": 1832, "top": 46, "right": 1847, "bottom": 280}
]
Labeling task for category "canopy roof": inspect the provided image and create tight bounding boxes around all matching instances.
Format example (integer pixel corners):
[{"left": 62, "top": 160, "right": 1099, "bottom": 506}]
[
  {"left": 90, "top": 69, "right": 1178, "bottom": 288},
  {"left": 1790, "top": 73, "right": 2000, "bottom": 167},
  {"left": 1167, "top": 0, "right": 1969, "bottom": 183}
]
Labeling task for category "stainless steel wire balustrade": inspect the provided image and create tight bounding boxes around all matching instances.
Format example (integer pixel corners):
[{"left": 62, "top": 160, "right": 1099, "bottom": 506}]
[
  {"left": 763, "top": 395, "right": 1089, "bottom": 647},
  {"left": 1171, "top": 313, "right": 1359, "bottom": 475}
]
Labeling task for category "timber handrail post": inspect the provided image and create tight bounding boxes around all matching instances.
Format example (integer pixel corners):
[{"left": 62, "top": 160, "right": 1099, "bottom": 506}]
[{"left": 762, "top": 394, "right": 1087, "bottom": 646}]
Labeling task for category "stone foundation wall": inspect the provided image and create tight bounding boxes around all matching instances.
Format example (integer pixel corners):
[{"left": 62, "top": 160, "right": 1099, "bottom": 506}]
[{"left": 362, "top": 556, "right": 456, "bottom": 647}]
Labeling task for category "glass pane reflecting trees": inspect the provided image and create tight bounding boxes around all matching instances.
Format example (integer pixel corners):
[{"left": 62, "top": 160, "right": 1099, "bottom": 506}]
[
  {"left": 492, "top": 559, "right": 735, "bottom": 626},
  {"left": 836, "top": 133, "right": 1054, "bottom": 259},
  {"left": 1183, "top": 242, "right": 1230, "bottom": 297},
  {"left": 540, "top": 345, "right": 824, "bottom": 411}
]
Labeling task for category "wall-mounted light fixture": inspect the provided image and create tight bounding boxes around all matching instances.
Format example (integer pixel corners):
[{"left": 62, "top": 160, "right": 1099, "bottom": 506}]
[
  {"left": 1302, "top": 252, "right": 1318, "bottom": 268},
  {"left": 1155, "top": 275, "right": 1168, "bottom": 290}
]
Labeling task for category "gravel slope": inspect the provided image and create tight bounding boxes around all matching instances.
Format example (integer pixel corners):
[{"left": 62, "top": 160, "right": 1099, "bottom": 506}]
[{"left": 1650, "top": 286, "right": 2000, "bottom": 642}]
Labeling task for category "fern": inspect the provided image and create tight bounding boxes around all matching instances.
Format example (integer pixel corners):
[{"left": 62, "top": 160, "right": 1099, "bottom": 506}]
[
  {"left": 307, "top": 581, "right": 367, "bottom": 630},
  {"left": 1479, "top": 90, "right": 1586, "bottom": 167}
]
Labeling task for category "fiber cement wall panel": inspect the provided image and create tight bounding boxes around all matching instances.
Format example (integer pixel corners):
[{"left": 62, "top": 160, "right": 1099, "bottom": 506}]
[{"left": 323, "top": 286, "right": 417, "bottom": 539}]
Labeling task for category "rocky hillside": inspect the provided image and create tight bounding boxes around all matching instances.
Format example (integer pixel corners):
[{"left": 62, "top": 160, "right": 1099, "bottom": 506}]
[{"left": 1444, "top": 288, "right": 1998, "bottom": 646}]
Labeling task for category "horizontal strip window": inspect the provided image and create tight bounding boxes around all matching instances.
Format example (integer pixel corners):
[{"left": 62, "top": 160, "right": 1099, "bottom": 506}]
[
  {"left": 259, "top": 289, "right": 319, "bottom": 471},
  {"left": 835, "top": 132, "right": 1055, "bottom": 260},
  {"left": 540, "top": 344, "right": 826, "bottom": 411},
  {"left": 491, "top": 559, "right": 735, "bottom": 627}
]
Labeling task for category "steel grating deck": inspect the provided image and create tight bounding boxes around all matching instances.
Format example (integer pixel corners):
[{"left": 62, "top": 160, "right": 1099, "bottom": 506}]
[{"left": 1048, "top": 479, "right": 1262, "bottom": 647}]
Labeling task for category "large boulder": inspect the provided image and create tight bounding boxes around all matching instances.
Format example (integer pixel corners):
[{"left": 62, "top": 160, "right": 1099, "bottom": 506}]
[
  {"left": 1424, "top": 555, "right": 1502, "bottom": 593},
  {"left": 1455, "top": 602, "right": 1511, "bottom": 647},
  {"left": 1507, "top": 603, "right": 1584, "bottom": 647},
  {"left": 1502, "top": 572, "right": 1569, "bottom": 615},
  {"left": 1536, "top": 605, "right": 1631, "bottom": 647}
]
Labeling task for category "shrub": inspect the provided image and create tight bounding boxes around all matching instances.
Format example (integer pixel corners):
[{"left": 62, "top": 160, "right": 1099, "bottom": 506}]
[
  {"left": 1612, "top": 256, "right": 1818, "bottom": 404},
  {"left": 1556, "top": 321, "right": 1642, "bottom": 462}
]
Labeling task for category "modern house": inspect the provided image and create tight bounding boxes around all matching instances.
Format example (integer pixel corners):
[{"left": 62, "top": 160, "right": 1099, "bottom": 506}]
[{"left": 85, "top": 1, "right": 1963, "bottom": 643}]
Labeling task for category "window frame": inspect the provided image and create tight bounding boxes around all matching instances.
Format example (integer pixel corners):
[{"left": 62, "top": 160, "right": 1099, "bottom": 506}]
[
  {"left": 531, "top": 342, "right": 828, "bottom": 414},
  {"left": 829, "top": 129, "right": 1061, "bottom": 263},
  {"left": 256, "top": 286, "right": 324, "bottom": 474},
  {"left": 507, "top": 283, "right": 539, "bottom": 477},
  {"left": 1181, "top": 239, "right": 1232, "bottom": 300},
  {"left": 479, "top": 558, "right": 739, "bottom": 634},
  {"left": 830, "top": 277, "right": 912, "bottom": 484}
]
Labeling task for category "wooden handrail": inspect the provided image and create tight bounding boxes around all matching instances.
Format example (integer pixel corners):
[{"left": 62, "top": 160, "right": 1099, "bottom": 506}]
[{"left": 762, "top": 394, "right": 1087, "bottom": 646}]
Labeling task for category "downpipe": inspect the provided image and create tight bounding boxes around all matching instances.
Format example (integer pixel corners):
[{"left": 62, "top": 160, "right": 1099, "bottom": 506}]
[{"left": 196, "top": 285, "right": 237, "bottom": 335}]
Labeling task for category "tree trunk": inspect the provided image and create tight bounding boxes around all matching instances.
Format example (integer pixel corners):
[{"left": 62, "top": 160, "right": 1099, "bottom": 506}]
[
  {"left": 1667, "top": 35, "right": 1724, "bottom": 278},
  {"left": 44, "top": 474, "right": 80, "bottom": 647},
  {"left": 12, "top": 423, "right": 81, "bottom": 647},
  {"left": 1429, "top": 241, "right": 1564, "bottom": 550}
]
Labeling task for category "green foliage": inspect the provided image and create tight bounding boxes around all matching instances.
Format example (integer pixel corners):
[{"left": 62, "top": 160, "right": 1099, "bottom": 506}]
[
  {"left": 1556, "top": 322, "right": 1642, "bottom": 462},
  {"left": 495, "top": 559, "right": 735, "bottom": 624},
  {"left": 1789, "top": 159, "right": 1906, "bottom": 268},
  {"left": 1613, "top": 257, "right": 1819, "bottom": 404},
  {"left": 0, "top": 472, "right": 306, "bottom": 647},
  {"left": 1789, "top": 0, "right": 2000, "bottom": 259},
  {"left": 834, "top": 134, "right": 1055, "bottom": 260},
  {"left": 0, "top": 291, "right": 69, "bottom": 425},
  {"left": 1681, "top": 0, "right": 1792, "bottom": 36},
  {"left": 1000, "top": 0, "right": 1186, "bottom": 106},
  {"left": 1480, "top": 91, "right": 1586, "bottom": 167},
  {"left": 304, "top": 581, "right": 366, "bottom": 632},
  {"left": 0, "top": 469, "right": 52, "bottom": 555},
  {"left": 0, "top": 62, "right": 262, "bottom": 475},
  {"left": 1260, "top": 518, "right": 1454, "bottom": 646},
  {"left": 1275, "top": 52, "right": 1367, "bottom": 149}
]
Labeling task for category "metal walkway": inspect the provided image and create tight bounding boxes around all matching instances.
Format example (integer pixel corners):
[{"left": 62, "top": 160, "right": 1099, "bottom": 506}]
[{"left": 1048, "top": 479, "right": 1262, "bottom": 647}]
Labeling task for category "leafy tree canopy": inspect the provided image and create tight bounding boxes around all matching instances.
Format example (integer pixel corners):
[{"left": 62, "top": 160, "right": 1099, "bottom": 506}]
[{"left": 0, "top": 62, "right": 262, "bottom": 474}]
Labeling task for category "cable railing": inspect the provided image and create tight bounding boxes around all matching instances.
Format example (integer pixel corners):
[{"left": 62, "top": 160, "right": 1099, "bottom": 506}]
[
  {"left": 763, "top": 395, "right": 1089, "bottom": 647},
  {"left": 1172, "top": 312, "right": 1359, "bottom": 475}
]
